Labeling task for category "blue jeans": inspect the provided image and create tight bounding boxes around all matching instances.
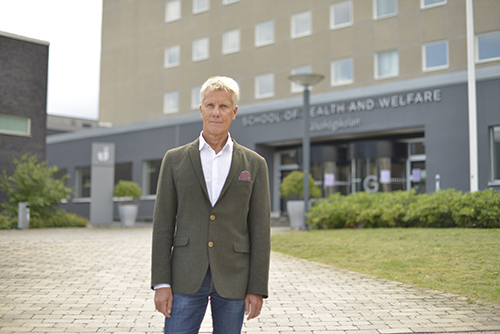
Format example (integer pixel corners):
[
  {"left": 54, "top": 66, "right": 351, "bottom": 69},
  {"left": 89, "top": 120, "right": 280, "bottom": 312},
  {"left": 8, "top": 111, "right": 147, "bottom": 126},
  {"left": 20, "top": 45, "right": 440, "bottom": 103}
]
[{"left": 164, "top": 268, "right": 245, "bottom": 334}]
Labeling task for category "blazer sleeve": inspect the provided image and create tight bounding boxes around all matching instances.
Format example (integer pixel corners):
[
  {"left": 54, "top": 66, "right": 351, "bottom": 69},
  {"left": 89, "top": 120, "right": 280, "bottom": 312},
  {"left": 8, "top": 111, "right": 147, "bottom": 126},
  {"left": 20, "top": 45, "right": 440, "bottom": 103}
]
[
  {"left": 246, "top": 155, "right": 271, "bottom": 298},
  {"left": 151, "top": 150, "right": 177, "bottom": 289}
]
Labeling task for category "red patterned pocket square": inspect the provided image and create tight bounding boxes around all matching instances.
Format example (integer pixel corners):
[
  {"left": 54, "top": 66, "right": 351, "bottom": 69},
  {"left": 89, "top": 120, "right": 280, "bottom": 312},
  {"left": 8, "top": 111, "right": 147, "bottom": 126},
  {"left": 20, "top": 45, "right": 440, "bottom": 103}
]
[{"left": 238, "top": 170, "right": 252, "bottom": 181}]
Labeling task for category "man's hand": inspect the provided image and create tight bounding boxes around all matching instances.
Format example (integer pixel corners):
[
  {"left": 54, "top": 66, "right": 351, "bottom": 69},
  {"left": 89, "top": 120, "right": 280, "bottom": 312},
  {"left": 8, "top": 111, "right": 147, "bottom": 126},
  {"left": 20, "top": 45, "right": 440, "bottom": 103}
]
[
  {"left": 244, "top": 293, "right": 263, "bottom": 320},
  {"left": 154, "top": 287, "right": 173, "bottom": 318}
]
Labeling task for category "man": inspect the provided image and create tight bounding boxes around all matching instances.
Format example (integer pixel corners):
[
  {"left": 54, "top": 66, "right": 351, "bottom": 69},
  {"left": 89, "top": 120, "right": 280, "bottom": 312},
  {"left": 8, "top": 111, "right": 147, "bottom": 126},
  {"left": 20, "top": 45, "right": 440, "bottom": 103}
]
[{"left": 151, "top": 76, "right": 271, "bottom": 334}]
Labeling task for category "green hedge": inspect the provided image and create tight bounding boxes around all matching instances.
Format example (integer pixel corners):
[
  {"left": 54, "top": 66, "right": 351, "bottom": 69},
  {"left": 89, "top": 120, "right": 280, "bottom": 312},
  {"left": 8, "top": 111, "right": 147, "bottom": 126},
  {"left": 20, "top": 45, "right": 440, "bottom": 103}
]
[
  {"left": 307, "top": 189, "right": 500, "bottom": 229},
  {"left": 0, "top": 212, "right": 88, "bottom": 229}
]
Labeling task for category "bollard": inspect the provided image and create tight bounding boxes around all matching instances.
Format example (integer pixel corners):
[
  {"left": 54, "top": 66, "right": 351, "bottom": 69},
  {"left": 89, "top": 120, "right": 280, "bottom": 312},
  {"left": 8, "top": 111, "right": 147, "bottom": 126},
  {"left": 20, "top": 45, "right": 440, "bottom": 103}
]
[{"left": 18, "top": 202, "right": 30, "bottom": 229}]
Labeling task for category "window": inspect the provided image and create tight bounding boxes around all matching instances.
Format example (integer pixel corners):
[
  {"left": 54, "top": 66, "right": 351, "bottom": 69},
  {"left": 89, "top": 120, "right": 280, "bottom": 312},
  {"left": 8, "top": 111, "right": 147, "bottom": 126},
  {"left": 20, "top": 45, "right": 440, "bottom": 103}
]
[
  {"left": 163, "top": 92, "right": 179, "bottom": 114},
  {"left": 165, "top": 0, "right": 181, "bottom": 22},
  {"left": 330, "top": 1, "right": 352, "bottom": 29},
  {"left": 491, "top": 126, "right": 500, "bottom": 182},
  {"left": 291, "top": 11, "right": 311, "bottom": 39},
  {"left": 114, "top": 162, "right": 132, "bottom": 185},
  {"left": 164, "top": 45, "right": 180, "bottom": 68},
  {"left": 0, "top": 114, "right": 30, "bottom": 136},
  {"left": 192, "top": 38, "right": 209, "bottom": 61},
  {"left": 144, "top": 160, "right": 162, "bottom": 196},
  {"left": 223, "top": 0, "right": 239, "bottom": 4},
  {"left": 75, "top": 166, "right": 91, "bottom": 198},
  {"left": 421, "top": 0, "right": 446, "bottom": 9},
  {"left": 290, "top": 66, "right": 312, "bottom": 93},
  {"left": 193, "top": 0, "right": 209, "bottom": 14},
  {"left": 222, "top": 29, "right": 240, "bottom": 54},
  {"left": 331, "top": 58, "right": 353, "bottom": 86},
  {"left": 374, "top": 0, "right": 397, "bottom": 18},
  {"left": 423, "top": 41, "right": 448, "bottom": 71},
  {"left": 375, "top": 50, "right": 399, "bottom": 79},
  {"left": 255, "top": 73, "right": 274, "bottom": 99},
  {"left": 477, "top": 31, "right": 500, "bottom": 63},
  {"left": 191, "top": 86, "right": 201, "bottom": 109},
  {"left": 255, "top": 21, "right": 274, "bottom": 47}
]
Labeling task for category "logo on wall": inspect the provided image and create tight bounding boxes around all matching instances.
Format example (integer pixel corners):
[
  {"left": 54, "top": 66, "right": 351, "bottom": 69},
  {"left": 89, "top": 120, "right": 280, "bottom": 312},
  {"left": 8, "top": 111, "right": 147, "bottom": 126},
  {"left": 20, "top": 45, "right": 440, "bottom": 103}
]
[{"left": 97, "top": 146, "right": 111, "bottom": 163}]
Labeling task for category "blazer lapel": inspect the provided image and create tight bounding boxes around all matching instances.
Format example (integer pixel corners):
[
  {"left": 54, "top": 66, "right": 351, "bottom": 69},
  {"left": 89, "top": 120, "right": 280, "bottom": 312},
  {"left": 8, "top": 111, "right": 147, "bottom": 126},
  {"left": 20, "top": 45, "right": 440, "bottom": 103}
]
[
  {"left": 217, "top": 140, "right": 242, "bottom": 204},
  {"left": 188, "top": 138, "right": 210, "bottom": 201}
]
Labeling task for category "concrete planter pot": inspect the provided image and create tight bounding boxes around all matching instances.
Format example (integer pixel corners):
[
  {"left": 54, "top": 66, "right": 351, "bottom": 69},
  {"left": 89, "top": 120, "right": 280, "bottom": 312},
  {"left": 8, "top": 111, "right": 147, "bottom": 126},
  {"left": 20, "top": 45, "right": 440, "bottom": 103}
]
[
  {"left": 286, "top": 200, "right": 305, "bottom": 229},
  {"left": 118, "top": 204, "right": 138, "bottom": 227}
]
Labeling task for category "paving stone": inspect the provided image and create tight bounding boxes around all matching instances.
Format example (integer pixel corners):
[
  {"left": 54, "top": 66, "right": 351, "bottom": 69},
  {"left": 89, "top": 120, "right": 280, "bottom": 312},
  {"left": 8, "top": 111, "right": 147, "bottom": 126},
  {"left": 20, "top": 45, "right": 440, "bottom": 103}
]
[{"left": 1, "top": 227, "right": 500, "bottom": 333}]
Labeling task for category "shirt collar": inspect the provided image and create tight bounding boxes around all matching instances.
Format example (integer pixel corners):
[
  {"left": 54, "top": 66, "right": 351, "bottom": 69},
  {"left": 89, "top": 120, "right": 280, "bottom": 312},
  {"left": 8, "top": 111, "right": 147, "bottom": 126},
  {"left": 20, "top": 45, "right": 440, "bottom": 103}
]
[{"left": 199, "top": 131, "right": 233, "bottom": 152}]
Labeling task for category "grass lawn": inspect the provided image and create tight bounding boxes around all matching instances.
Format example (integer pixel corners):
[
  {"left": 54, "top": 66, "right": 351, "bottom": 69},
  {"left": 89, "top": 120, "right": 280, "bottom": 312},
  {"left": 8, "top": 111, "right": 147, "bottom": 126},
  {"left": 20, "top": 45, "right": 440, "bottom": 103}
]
[{"left": 271, "top": 228, "right": 500, "bottom": 305}]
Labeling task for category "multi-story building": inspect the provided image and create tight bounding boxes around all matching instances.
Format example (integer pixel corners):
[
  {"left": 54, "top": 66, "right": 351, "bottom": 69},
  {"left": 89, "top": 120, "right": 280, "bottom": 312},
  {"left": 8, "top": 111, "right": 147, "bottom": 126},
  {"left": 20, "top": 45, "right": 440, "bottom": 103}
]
[
  {"left": 47, "top": 0, "right": 500, "bottom": 221},
  {"left": 0, "top": 31, "right": 49, "bottom": 204}
]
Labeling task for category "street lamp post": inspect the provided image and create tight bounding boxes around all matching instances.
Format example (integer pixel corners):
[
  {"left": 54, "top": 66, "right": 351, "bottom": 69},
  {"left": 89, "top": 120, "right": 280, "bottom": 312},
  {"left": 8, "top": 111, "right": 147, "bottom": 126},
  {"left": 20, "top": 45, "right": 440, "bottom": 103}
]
[{"left": 288, "top": 74, "right": 324, "bottom": 228}]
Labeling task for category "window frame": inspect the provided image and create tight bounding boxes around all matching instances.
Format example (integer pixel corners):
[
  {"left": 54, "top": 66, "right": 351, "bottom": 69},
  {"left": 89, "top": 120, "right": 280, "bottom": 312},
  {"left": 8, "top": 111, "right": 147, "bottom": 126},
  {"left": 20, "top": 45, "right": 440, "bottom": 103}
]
[
  {"left": 192, "top": 37, "right": 209, "bottom": 61},
  {"left": 330, "top": 1, "right": 353, "bottom": 30},
  {"left": 476, "top": 30, "right": 500, "bottom": 63},
  {"left": 375, "top": 49, "right": 399, "bottom": 79},
  {"left": 222, "top": 0, "right": 239, "bottom": 4},
  {"left": 490, "top": 125, "right": 500, "bottom": 185},
  {"left": 255, "top": 20, "right": 274, "bottom": 47},
  {"left": 74, "top": 166, "right": 91, "bottom": 199},
  {"left": 422, "top": 40, "right": 449, "bottom": 72},
  {"left": 374, "top": 0, "right": 398, "bottom": 19},
  {"left": 0, "top": 114, "right": 31, "bottom": 137},
  {"left": 163, "top": 91, "right": 180, "bottom": 114},
  {"left": 255, "top": 73, "right": 274, "bottom": 99},
  {"left": 164, "top": 45, "right": 180, "bottom": 68},
  {"left": 291, "top": 11, "right": 312, "bottom": 39},
  {"left": 331, "top": 58, "right": 354, "bottom": 86},
  {"left": 142, "top": 159, "right": 162, "bottom": 198},
  {"left": 222, "top": 29, "right": 240, "bottom": 55},
  {"left": 421, "top": 0, "right": 446, "bottom": 9},
  {"left": 191, "top": 86, "right": 201, "bottom": 110},
  {"left": 165, "top": 0, "right": 181, "bottom": 22},
  {"left": 193, "top": 0, "right": 210, "bottom": 14}
]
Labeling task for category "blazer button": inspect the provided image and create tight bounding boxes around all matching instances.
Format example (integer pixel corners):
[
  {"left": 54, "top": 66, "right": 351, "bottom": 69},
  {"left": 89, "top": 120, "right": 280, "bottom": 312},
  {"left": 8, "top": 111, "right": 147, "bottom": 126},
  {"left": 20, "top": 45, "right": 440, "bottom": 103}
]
[
  {"left": 210, "top": 215, "right": 215, "bottom": 220},
  {"left": 208, "top": 242, "right": 214, "bottom": 247}
]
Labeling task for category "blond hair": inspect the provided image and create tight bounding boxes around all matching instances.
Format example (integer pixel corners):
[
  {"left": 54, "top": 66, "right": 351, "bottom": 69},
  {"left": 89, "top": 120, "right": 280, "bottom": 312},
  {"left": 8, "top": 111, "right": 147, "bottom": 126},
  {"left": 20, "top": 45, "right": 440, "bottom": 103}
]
[{"left": 200, "top": 76, "right": 239, "bottom": 109}]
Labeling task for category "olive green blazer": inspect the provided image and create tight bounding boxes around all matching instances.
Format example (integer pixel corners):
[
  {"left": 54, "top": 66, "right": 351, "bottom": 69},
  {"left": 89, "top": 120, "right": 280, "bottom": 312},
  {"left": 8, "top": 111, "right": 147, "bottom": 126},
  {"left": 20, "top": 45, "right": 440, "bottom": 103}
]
[{"left": 151, "top": 138, "right": 271, "bottom": 299}]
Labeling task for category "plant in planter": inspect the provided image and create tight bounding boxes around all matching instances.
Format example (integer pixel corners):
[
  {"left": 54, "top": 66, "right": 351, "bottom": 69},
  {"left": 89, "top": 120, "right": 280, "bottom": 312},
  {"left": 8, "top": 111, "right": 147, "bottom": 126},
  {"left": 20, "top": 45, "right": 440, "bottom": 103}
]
[
  {"left": 280, "top": 170, "right": 322, "bottom": 229},
  {"left": 114, "top": 180, "right": 142, "bottom": 227}
]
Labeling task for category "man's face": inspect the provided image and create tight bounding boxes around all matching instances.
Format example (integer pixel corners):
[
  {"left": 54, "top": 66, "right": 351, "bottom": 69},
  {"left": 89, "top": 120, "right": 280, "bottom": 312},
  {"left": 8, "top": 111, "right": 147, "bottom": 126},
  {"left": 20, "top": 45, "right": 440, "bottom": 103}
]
[{"left": 200, "top": 89, "right": 237, "bottom": 138}]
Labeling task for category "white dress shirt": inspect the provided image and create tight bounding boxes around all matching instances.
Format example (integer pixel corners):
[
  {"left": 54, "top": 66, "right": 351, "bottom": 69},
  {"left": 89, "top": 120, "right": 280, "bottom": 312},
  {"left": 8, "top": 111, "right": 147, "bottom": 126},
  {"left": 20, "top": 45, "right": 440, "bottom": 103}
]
[
  {"left": 199, "top": 131, "right": 234, "bottom": 207},
  {"left": 154, "top": 132, "right": 233, "bottom": 290}
]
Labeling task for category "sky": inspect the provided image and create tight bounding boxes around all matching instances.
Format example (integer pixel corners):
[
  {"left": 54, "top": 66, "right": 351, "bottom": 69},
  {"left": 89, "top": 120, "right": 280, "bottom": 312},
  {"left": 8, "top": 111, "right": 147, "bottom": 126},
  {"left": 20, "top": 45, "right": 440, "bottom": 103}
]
[{"left": 0, "top": 0, "right": 103, "bottom": 120}]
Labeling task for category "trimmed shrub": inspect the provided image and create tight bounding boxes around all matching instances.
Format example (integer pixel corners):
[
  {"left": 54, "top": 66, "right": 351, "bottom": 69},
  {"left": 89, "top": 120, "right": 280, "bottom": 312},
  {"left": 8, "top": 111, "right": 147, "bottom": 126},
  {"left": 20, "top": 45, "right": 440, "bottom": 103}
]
[{"left": 307, "top": 189, "right": 500, "bottom": 229}]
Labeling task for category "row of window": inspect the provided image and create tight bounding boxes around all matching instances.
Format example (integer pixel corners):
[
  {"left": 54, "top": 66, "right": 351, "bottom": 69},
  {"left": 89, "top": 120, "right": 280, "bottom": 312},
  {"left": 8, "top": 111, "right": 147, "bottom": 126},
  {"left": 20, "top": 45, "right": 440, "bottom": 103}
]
[
  {"left": 167, "top": 0, "right": 448, "bottom": 24},
  {"left": 162, "top": 31, "right": 500, "bottom": 113},
  {"left": 165, "top": 0, "right": 450, "bottom": 65},
  {"left": 72, "top": 125, "right": 500, "bottom": 199}
]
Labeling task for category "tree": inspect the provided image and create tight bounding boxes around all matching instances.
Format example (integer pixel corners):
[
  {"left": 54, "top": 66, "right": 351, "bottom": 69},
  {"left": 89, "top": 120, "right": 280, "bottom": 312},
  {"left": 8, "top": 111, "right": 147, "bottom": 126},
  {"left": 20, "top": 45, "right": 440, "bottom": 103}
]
[{"left": 0, "top": 154, "right": 72, "bottom": 220}]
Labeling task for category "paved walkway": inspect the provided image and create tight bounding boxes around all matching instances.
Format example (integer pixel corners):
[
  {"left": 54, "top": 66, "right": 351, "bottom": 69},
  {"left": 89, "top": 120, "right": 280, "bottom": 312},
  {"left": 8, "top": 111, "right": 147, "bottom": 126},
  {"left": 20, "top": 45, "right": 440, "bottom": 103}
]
[{"left": 1, "top": 226, "right": 499, "bottom": 334}]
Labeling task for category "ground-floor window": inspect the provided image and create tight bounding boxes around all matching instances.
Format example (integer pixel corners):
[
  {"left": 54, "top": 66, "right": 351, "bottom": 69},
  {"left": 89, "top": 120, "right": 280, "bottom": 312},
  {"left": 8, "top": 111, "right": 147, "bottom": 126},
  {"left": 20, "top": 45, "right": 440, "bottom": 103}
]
[
  {"left": 491, "top": 126, "right": 500, "bottom": 182},
  {"left": 276, "top": 137, "right": 426, "bottom": 214},
  {"left": 75, "top": 166, "right": 91, "bottom": 198},
  {"left": 143, "top": 160, "right": 162, "bottom": 196}
]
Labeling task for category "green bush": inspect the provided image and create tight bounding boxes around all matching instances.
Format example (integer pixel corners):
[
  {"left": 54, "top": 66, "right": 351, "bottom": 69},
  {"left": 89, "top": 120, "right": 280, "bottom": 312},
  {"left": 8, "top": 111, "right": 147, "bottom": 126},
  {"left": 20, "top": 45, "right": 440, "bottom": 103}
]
[
  {"left": 0, "top": 154, "right": 72, "bottom": 221},
  {"left": 307, "top": 189, "right": 500, "bottom": 229},
  {"left": 114, "top": 180, "right": 142, "bottom": 200},
  {"left": 280, "top": 170, "right": 322, "bottom": 199},
  {"left": 1, "top": 212, "right": 88, "bottom": 229}
]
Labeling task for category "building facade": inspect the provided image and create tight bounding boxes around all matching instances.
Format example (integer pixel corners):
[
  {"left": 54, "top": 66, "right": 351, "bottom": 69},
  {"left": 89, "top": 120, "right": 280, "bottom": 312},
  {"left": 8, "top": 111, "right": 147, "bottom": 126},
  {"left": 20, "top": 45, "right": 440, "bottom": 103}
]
[
  {"left": 0, "top": 31, "right": 49, "bottom": 204},
  {"left": 47, "top": 0, "right": 500, "bottom": 221}
]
